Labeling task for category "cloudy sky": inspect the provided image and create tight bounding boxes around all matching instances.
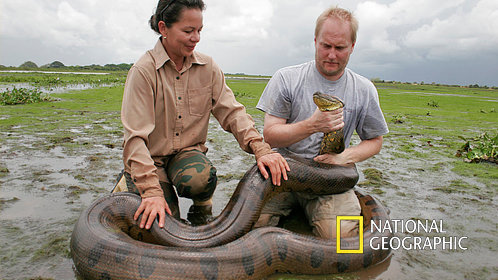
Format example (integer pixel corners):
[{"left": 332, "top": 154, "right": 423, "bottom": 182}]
[{"left": 1, "top": 0, "right": 497, "bottom": 86}]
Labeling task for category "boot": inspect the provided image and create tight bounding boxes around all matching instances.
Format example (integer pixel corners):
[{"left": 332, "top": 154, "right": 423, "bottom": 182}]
[{"left": 187, "top": 204, "right": 214, "bottom": 226}]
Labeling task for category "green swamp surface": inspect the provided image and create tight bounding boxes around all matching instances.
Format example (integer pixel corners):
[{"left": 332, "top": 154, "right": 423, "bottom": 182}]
[{"left": 0, "top": 76, "right": 496, "bottom": 280}]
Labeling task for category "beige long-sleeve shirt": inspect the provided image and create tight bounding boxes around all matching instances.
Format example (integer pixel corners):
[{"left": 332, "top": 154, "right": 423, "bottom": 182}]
[{"left": 121, "top": 39, "right": 273, "bottom": 198}]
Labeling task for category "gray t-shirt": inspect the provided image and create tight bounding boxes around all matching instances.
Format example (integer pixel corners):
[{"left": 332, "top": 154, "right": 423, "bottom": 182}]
[{"left": 257, "top": 61, "right": 389, "bottom": 159}]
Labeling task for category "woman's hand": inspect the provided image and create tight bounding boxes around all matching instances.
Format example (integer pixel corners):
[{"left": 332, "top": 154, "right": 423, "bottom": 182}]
[
  {"left": 257, "top": 153, "right": 290, "bottom": 186},
  {"left": 134, "top": 196, "right": 172, "bottom": 229}
]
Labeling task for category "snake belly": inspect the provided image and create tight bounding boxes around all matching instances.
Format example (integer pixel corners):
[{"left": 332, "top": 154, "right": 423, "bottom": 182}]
[{"left": 71, "top": 152, "right": 393, "bottom": 279}]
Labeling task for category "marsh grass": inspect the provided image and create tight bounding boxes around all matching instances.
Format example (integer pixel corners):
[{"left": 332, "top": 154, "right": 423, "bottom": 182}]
[
  {"left": 226, "top": 79, "right": 268, "bottom": 115},
  {"left": 0, "top": 71, "right": 127, "bottom": 87},
  {"left": 1, "top": 73, "right": 497, "bottom": 280},
  {"left": 375, "top": 83, "right": 497, "bottom": 193},
  {"left": 1, "top": 76, "right": 496, "bottom": 183}
]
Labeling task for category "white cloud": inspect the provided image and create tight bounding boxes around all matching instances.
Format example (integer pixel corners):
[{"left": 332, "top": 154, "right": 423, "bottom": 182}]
[
  {"left": 203, "top": 0, "right": 273, "bottom": 44},
  {"left": 403, "top": 0, "right": 498, "bottom": 59},
  {"left": 350, "top": 0, "right": 498, "bottom": 85},
  {"left": 355, "top": 0, "right": 467, "bottom": 56},
  {"left": 0, "top": 0, "right": 497, "bottom": 85},
  {"left": 50, "top": 2, "right": 97, "bottom": 47},
  {"left": 355, "top": 2, "right": 400, "bottom": 54},
  {"left": 1, "top": 0, "right": 158, "bottom": 64}
]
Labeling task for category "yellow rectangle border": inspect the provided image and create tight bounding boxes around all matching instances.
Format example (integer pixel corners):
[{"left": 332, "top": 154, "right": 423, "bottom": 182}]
[{"left": 336, "top": 216, "right": 363, "bottom": 254}]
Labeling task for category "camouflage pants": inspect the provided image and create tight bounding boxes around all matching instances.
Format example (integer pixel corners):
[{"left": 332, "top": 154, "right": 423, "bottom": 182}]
[{"left": 113, "top": 150, "right": 217, "bottom": 219}]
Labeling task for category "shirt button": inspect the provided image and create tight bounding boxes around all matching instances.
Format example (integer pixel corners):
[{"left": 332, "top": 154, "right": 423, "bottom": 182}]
[
  {"left": 176, "top": 133, "right": 179, "bottom": 136},
  {"left": 178, "top": 115, "right": 182, "bottom": 119},
  {"left": 178, "top": 97, "right": 182, "bottom": 100},
  {"left": 176, "top": 76, "right": 180, "bottom": 80}
]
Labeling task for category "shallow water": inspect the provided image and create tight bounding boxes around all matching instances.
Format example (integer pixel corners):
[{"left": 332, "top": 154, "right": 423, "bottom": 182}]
[
  {"left": 0, "top": 113, "right": 496, "bottom": 280},
  {"left": 0, "top": 82, "right": 115, "bottom": 94}
]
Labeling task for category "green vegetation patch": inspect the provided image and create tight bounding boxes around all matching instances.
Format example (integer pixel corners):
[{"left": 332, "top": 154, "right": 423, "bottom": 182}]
[
  {"left": 456, "top": 132, "right": 497, "bottom": 163},
  {"left": 433, "top": 179, "right": 479, "bottom": 194},
  {"left": 0, "top": 164, "right": 9, "bottom": 178},
  {"left": 1, "top": 72, "right": 496, "bottom": 200},
  {"left": 0, "top": 87, "right": 54, "bottom": 105},
  {"left": 0, "top": 71, "right": 127, "bottom": 87},
  {"left": 31, "top": 235, "right": 71, "bottom": 261},
  {"left": 226, "top": 78, "right": 268, "bottom": 115},
  {"left": 358, "top": 168, "right": 397, "bottom": 195}
]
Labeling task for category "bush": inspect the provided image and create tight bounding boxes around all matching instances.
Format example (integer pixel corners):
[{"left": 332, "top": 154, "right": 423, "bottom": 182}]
[{"left": 0, "top": 87, "right": 54, "bottom": 105}]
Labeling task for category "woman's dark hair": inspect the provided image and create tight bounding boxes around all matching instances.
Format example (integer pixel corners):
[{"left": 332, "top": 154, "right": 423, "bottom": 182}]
[{"left": 149, "top": 0, "right": 205, "bottom": 34}]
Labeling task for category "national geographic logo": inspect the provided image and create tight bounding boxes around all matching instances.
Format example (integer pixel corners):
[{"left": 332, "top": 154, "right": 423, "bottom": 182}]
[
  {"left": 336, "top": 216, "right": 363, "bottom": 253},
  {"left": 336, "top": 217, "right": 468, "bottom": 253}
]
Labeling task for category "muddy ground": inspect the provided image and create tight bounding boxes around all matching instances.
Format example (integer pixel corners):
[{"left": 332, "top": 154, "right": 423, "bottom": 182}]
[{"left": 0, "top": 96, "right": 497, "bottom": 280}]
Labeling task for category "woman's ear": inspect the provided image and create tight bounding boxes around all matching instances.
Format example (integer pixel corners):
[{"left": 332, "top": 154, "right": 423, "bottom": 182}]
[{"left": 158, "top": 21, "right": 168, "bottom": 37}]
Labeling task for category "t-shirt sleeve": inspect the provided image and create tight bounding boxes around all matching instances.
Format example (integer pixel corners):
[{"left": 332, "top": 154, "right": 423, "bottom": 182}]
[
  {"left": 256, "top": 71, "right": 292, "bottom": 119},
  {"left": 356, "top": 83, "right": 389, "bottom": 140}
]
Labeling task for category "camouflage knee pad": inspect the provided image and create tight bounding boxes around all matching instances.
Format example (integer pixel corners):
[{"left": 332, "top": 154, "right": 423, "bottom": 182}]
[{"left": 166, "top": 149, "right": 217, "bottom": 202}]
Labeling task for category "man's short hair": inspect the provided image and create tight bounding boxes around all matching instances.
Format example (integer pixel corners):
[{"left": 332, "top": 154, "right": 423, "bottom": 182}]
[{"left": 315, "top": 6, "right": 359, "bottom": 44}]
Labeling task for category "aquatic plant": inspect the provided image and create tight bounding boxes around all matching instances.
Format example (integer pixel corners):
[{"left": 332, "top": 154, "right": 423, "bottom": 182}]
[
  {"left": 0, "top": 71, "right": 127, "bottom": 87},
  {"left": 0, "top": 87, "right": 54, "bottom": 105},
  {"left": 456, "top": 132, "right": 497, "bottom": 163}
]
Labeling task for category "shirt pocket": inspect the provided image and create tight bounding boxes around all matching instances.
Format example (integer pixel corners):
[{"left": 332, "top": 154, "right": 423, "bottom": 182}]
[{"left": 187, "top": 85, "right": 212, "bottom": 117}]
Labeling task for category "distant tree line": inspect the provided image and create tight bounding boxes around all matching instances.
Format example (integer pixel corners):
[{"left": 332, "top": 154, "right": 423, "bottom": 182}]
[
  {"left": 370, "top": 77, "right": 497, "bottom": 90},
  {"left": 1, "top": 62, "right": 495, "bottom": 89},
  {"left": 0, "top": 60, "right": 133, "bottom": 72}
]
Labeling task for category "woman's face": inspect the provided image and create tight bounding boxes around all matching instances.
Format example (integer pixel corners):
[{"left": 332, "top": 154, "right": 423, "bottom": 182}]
[{"left": 160, "top": 8, "right": 203, "bottom": 64}]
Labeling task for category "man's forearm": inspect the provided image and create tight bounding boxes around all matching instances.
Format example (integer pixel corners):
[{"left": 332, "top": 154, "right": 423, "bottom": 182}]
[
  {"left": 314, "top": 136, "right": 383, "bottom": 165},
  {"left": 263, "top": 119, "right": 314, "bottom": 148},
  {"left": 342, "top": 136, "right": 383, "bottom": 163}
]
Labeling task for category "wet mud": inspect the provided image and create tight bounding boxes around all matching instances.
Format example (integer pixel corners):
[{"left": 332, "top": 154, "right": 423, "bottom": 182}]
[{"left": 0, "top": 112, "right": 497, "bottom": 279}]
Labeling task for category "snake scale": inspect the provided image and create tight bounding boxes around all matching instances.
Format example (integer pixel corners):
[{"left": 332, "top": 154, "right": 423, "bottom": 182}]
[{"left": 70, "top": 92, "right": 393, "bottom": 279}]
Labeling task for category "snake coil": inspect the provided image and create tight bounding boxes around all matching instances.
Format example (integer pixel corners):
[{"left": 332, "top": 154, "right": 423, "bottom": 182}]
[
  {"left": 71, "top": 92, "right": 392, "bottom": 279},
  {"left": 71, "top": 152, "right": 392, "bottom": 279}
]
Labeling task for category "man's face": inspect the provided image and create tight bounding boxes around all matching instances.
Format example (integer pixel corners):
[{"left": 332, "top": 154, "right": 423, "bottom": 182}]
[{"left": 315, "top": 17, "right": 355, "bottom": 81}]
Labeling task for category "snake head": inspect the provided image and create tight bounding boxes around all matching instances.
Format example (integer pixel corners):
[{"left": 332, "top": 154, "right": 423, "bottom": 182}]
[{"left": 313, "top": 92, "right": 344, "bottom": 111}]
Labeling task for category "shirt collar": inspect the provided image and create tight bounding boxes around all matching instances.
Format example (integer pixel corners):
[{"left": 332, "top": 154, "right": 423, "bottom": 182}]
[{"left": 151, "top": 37, "right": 207, "bottom": 71}]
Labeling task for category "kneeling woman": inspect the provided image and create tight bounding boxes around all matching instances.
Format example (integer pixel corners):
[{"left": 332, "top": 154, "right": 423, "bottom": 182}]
[{"left": 117, "top": 0, "right": 289, "bottom": 228}]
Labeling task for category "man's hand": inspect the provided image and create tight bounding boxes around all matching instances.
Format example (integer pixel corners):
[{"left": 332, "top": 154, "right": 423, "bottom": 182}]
[
  {"left": 257, "top": 153, "right": 290, "bottom": 186},
  {"left": 308, "top": 108, "right": 344, "bottom": 134},
  {"left": 314, "top": 151, "right": 351, "bottom": 165},
  {"left": 134, "top": 196, "right": 172, "bottom": 229},
  {"left": 314, "top": 136, "right": 384, "bottom": 165}
]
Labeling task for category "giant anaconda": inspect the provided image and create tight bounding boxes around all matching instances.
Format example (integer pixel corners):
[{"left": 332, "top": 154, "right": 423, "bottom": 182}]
[
  {"left": 71, "top": 92, "right": 392, "bottom": 279},
  {"left": 71, "top": 153, "right": 392, "bottom": 279}
]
